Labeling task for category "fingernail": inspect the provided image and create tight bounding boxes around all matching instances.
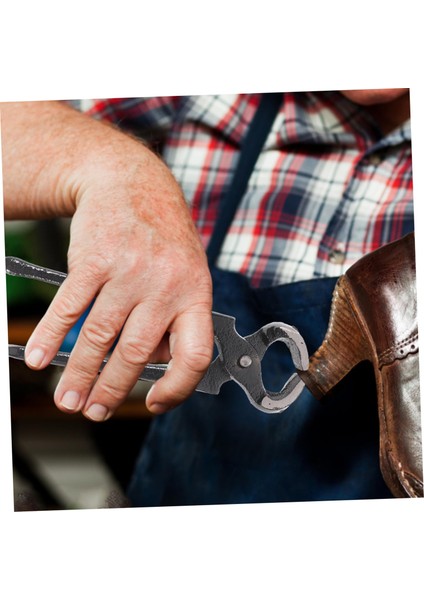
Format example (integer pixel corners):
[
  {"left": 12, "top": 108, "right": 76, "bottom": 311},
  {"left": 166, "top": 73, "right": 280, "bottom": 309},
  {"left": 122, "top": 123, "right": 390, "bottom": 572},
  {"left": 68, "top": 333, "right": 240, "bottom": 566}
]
[
  {"left": 145, "top": 383, "right": 155, "bottom": 401},
  {"left": 26, "top": 348, "right": 45, "bottom": 368},
  {"left": 85, "top": 403, "right": 111, "bottom": 422},
  {"left": 148, "top": 403, "right": 167, "bottom": 415},
  {"left": 60, "top": 390, "right": 80, "bottom": 411},
  {"left": 146, "top": 386, "right": 167, "bottom": 414}
]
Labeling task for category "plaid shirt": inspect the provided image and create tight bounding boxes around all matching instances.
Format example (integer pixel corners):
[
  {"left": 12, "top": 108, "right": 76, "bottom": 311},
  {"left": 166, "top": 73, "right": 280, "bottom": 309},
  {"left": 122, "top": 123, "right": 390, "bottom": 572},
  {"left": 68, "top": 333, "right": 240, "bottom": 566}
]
[{"left": 81, "top": 92, "right": 413, "bottom": 288}]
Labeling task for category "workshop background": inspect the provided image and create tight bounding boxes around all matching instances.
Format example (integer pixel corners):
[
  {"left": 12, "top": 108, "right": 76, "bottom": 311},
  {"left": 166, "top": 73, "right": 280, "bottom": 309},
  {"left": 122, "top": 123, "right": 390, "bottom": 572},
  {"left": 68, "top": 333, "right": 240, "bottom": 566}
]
[{"left": 5, "top": 218, "right": 153, "bottom": 510}]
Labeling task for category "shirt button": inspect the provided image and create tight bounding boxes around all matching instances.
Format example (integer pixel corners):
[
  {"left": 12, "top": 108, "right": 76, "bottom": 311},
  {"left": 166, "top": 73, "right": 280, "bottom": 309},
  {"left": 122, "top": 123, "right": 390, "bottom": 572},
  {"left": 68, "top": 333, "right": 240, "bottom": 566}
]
[
  {"left": 367, "top": 154, "right": 383, "bottom": 166},
  {"left": 329, "top": 249, "right": 346, "bottom": 264}
]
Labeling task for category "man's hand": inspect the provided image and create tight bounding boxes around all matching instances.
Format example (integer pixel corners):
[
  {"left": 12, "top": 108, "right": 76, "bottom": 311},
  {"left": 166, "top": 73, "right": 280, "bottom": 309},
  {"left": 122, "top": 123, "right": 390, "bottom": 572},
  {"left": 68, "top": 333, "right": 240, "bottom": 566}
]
[{"left": 1, "top": 101, "right": 214, "bottom": 420}]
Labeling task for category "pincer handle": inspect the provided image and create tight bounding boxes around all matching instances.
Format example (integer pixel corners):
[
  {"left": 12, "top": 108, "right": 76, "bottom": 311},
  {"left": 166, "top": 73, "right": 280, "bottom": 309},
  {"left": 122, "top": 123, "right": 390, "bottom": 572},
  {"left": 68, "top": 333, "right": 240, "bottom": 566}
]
[{"left": 6, "top": 256, "right": 66, "bottom": 286}]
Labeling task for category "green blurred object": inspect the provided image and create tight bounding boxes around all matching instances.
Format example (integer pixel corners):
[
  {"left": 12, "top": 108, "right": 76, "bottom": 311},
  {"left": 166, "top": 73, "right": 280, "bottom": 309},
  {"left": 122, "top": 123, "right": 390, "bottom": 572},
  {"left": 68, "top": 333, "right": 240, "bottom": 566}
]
[
  {"left": 5, "top": 223, "right": 38, "bottom": 305},
  {"left": 4, "top": 220, "right": 68, "bottom": 311}
]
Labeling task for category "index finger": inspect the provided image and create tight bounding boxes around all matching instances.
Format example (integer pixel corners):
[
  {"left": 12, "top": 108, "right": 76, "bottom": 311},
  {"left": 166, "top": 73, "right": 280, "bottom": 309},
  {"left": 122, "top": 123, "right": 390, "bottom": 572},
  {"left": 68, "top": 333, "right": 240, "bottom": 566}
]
[{"left": 24, "top": 269, "right": 100, "bottom": 369}]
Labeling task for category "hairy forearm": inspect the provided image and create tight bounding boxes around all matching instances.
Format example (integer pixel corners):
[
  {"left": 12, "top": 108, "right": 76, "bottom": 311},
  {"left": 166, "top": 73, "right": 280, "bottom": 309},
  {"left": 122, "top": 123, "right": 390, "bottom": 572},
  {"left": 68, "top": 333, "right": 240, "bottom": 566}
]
[{"left": 0, "top": 100, "right": 149, "bottom": 219}]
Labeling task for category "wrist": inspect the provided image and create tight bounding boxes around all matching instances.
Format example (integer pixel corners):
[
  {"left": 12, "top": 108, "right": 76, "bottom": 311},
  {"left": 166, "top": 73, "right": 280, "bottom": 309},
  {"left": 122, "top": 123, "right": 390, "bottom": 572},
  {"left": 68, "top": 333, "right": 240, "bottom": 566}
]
[{"left": 1, "top": 100, "right": 153, "bottom": 219}]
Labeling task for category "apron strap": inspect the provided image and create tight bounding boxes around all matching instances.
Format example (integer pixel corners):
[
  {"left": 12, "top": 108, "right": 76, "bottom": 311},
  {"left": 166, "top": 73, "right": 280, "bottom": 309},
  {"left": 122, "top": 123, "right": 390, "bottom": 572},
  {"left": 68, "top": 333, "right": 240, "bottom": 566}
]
[{"left": 206, "top": 92, "right": 283, "bottom": 266}]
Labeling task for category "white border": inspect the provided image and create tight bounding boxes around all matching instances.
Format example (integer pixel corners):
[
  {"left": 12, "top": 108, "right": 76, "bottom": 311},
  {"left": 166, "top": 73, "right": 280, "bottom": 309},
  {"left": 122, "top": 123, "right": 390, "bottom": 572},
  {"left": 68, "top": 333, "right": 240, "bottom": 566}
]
[{"left": 1, "top": 2, "right": 423, "bottom": 598}]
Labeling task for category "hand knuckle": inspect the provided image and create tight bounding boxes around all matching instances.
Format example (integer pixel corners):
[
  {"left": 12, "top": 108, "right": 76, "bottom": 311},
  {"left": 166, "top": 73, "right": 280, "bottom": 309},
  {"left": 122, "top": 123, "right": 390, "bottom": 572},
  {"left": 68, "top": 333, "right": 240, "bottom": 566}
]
[
  {"left": 82, "top": 318, "right": 120, "bottom": 350},
  {"left": 118, "top": 338, "right": 151, "bottom": 367},
  {"left": 70, "top": 254, "right": 111, "bottom": 284},
  {"left": 182, "top": 344, "right": 212, "bottom": 374},
  {"left": 64, "top": 366, "right": 93, "bottom": 388},
  {"left": 49, "top": 292, "right": 83, "bottom": 325},
  {"left": 95, "top": 379, "right": 125, "bottom": 405}
]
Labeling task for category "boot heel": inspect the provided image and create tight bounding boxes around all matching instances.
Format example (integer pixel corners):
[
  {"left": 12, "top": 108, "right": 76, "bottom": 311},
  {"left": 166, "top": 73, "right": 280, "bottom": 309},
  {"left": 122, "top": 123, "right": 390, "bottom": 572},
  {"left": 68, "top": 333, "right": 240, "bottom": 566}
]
[{"left": 299, "top": 276, "right": 372, "bottom": 399}]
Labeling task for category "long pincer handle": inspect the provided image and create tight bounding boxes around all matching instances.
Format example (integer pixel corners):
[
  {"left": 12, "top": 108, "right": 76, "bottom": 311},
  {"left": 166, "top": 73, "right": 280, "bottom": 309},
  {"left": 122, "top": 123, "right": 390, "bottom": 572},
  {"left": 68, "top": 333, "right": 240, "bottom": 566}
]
[
  {"left": 6, "top": 256, "right": 66, "bottom": 286},
  {"left": 8, "top": 343, "right": 169, "bottom": 385}
]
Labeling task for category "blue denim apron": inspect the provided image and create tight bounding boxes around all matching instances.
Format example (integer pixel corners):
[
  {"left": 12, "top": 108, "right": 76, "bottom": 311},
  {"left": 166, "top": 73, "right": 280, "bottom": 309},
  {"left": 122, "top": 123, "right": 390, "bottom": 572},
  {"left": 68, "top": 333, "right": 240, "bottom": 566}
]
[
  {"left": 127, "top": 94, "right": 392, "bottom": 505},
  {"left": 127, "top": 267, "right": 392, "bottom": 505}
]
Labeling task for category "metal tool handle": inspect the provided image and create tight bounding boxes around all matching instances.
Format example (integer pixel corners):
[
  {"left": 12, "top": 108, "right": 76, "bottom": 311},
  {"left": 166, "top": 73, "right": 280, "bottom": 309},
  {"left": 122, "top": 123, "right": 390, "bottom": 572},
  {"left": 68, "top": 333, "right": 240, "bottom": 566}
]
[
  {"left": 8, "top": 343, "right": 168, "bottom": 384},
  {"left": 6, "top": 257, "right": 67, "bottom": 286}
]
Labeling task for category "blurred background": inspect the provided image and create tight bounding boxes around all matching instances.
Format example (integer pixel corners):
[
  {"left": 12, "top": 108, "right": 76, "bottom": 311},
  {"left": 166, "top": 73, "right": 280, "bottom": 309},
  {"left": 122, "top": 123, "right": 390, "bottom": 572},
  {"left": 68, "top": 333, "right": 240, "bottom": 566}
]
[{"left": 5, "top": 218, "right": 153, "bottom": 510}]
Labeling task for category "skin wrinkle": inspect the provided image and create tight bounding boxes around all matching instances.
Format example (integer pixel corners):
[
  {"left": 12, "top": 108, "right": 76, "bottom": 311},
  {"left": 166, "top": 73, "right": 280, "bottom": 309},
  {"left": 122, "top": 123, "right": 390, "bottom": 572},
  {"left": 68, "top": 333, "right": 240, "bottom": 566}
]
[{"left": 4, "top": 104, "right": 93, "bottom": 217}]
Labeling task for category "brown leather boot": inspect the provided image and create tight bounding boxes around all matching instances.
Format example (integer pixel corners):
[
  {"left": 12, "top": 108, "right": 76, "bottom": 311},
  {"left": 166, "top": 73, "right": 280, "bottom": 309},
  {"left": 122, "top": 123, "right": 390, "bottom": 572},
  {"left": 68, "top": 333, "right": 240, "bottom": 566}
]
[{"left": 299, "top": 232, "right": 422, "bottom": 498}]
